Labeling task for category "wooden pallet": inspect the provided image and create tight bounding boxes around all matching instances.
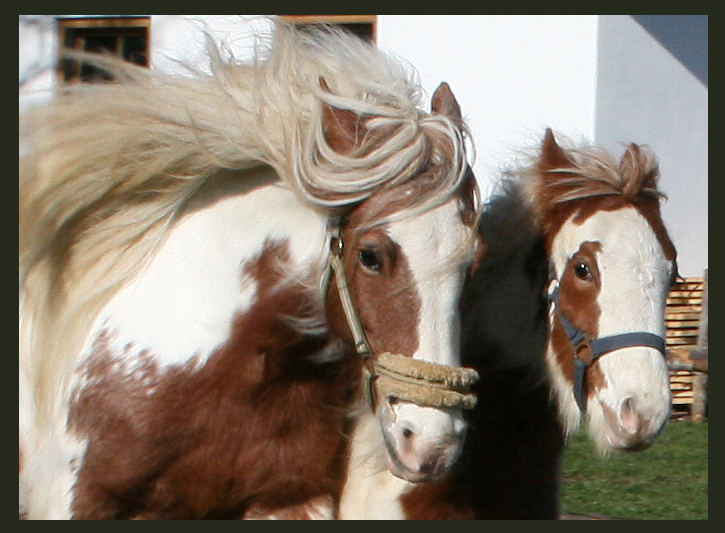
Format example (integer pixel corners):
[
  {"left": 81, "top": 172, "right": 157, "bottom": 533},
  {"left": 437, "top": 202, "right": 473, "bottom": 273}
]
[
  {"left": 665, "top": 274, "right": 707, "bottom": 420},
  {"left": 670, "top": 370, "right": 695, "bottom": 405},
  {"left": 666, "top": 276, "right": 705, "bottom": 357}
]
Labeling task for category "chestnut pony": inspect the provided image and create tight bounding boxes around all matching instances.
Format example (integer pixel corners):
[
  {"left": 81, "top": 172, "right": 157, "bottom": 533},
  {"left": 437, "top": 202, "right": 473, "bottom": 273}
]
[
  {"left": 19, "top": 24, "right": 481, "bottom": 519},
  {"left": 339, "top": 130, "right": 677, "bottom": 519}
]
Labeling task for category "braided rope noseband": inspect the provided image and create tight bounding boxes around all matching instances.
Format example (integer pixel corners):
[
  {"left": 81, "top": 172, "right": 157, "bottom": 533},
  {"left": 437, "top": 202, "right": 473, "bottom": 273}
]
[{"left": 328, "top": 227, "right": 479, "bottom": 411}]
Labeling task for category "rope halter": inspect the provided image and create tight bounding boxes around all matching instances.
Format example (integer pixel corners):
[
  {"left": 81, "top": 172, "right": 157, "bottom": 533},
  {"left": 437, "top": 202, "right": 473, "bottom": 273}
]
[
  {"left": 547, "top": 263, "right": 666, "bottom": 413},
  {"left": 327, "top": 226, "right": 479, "bottom": 411}
]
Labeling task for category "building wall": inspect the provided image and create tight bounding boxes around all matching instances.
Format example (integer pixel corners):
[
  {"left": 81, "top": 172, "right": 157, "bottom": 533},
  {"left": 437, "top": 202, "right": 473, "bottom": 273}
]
[
  {"left": 595, "top": 15, "right": 707, "bottom": 277},
  {"left": 149, "top": 15, "right": 271, "bottom": 75},
  {"left": 18, "top": 14, "right": 707, "bottom": 276},
  {"left": 376, "top": 15, "right": 599, "bottom": 199}
]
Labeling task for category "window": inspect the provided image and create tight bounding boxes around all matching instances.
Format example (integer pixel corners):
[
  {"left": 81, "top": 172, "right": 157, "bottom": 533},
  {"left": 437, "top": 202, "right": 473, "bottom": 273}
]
[
  {"left": 278, "top": 15, "right": 376, "bottom": 43},
  {"left": 57, "top": 16, "right": 150, "bottom": 84}
]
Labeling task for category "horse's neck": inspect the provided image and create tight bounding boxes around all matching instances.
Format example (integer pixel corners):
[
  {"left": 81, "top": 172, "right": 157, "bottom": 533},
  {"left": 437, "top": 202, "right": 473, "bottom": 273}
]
[
  {"left": 461, "top": 187, "right": 549, "bottom": 377},
  {"left": 85, "top": 169, "right": 330, "bottom": 369},
  {"left": 338, "top": 411, "right": 413, "bottom": 519}
]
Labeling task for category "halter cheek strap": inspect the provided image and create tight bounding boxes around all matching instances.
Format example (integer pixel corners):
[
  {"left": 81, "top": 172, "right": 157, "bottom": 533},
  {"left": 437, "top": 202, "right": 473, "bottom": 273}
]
[
  {"left": 327, "top": 225, "right": 479, "bottom": 412},
  {"left": 548, "top": 267, "right": 666, "bottom": 413}
]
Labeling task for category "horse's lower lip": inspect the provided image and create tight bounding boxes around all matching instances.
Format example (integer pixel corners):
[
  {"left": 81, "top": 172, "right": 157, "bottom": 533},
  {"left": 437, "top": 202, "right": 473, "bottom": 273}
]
[
  {"left": 606, "top": 427, "right": 625, "bottom": 448},
  {"left": 384, "top": 453, "right": 440, "bottom": 483},
  {"left": 606, "top": 424, "right": 656, "bottom": 451}
]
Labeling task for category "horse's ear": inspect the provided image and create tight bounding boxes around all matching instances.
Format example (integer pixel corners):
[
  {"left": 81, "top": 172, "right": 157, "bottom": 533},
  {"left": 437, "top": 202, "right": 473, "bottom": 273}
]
[
  {"left": 539, "top": 128, "right": 572, "bottom": 172},
  {"left": 320, "top": 77, "right": 366, "bottom": 155},
  {"left": 431, "top": 82, "right": 462, "bottom": 123}
]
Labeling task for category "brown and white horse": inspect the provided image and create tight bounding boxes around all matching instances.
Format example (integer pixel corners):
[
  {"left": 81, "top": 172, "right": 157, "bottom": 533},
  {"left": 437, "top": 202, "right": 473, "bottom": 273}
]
[
  {"left": 19, "top": 24, "right": 481, "bottom": 519},
  {"left": 339, "top": 129, "right": 677, "bottom": 518}
]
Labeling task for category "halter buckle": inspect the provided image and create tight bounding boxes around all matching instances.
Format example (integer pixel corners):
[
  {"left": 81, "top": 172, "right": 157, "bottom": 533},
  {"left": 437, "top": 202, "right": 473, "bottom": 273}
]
[
  {"left": 330, "top": 234, "right": 343, "bottom": 257},
  {"left": 573, "top": 333, "right": 594, "bottom": 365}
]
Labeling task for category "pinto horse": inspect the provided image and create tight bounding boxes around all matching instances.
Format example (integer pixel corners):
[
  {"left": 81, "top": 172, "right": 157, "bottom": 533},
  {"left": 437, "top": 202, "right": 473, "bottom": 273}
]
[
  {"left": 339, "top": 129, "right": 677, "bottom": 519},
  {"left": 19, "top": 24, "right": 482, "bottom": 519}
]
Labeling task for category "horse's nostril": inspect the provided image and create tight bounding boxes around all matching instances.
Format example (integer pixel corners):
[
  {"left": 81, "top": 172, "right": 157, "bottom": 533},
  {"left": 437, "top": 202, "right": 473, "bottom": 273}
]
[
  {"left": 401, "top": 427, "right": 414, "bottom": 440},
  {"left": 619, "top": 397, "right": 642, "bottom": 436},
  {"left": 622, "top": 397, "right": 633, "bottom": 411}
]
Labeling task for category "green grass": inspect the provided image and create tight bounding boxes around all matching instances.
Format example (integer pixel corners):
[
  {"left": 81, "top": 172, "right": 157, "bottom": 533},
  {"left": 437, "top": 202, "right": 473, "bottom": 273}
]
[{"left": 560, "top": 420, "right": 708, "bottom": 520}]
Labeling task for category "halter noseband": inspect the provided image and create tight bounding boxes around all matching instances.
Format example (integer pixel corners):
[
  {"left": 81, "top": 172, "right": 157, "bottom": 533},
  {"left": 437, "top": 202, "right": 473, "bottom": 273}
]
[
  {"left": 547, "top": 264, "right": 666, "bottom": 413},
  {"left": 328, "top": 226, "right": 479, "bottom": 412}
]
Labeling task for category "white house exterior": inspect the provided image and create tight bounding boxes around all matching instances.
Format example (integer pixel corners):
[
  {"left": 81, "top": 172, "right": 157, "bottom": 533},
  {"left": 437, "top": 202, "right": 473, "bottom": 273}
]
[{"left": 19, "top": 15, "right": 707, "bottom": 277}]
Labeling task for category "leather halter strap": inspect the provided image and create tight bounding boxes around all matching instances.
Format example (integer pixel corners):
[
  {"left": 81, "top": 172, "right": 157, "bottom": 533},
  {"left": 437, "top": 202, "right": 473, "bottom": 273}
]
[
  {"left": 328, "top": 226, "right": 478, "bottom": 411},
  {"left": 548, "top": 266, "right": 666, "bottom": 413}
]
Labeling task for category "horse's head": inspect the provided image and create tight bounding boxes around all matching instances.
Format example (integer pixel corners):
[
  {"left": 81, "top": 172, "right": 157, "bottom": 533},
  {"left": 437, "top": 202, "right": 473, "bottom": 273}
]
[
  {"left": 536, "top": 129, "right": 677, "bottom": 453},
  {"left": 323, "top": 83, "right": 482, "bottom": 482}
]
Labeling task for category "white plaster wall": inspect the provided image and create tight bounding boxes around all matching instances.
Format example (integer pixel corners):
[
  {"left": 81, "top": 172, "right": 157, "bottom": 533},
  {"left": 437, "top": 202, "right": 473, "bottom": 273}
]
[
  {"left": 149, "top": 15, "right": 273, "bottom": 75},
  {"left": 595, "top": 15, "right": 707, "bottom": 277},
  {"left": 376, "top": 15, "right": 599, "bottom": 199}
]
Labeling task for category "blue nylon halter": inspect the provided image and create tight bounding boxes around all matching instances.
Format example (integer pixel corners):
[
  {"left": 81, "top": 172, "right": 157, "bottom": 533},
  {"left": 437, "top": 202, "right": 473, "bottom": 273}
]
[{"left": 547, "top": 267, "right": 666, "bottom": 413}]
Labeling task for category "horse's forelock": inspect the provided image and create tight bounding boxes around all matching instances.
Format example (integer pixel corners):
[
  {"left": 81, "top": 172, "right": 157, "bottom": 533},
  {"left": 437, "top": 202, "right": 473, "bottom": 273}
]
[
  {"left": 504, "top": 134, "right": 665, "bottom": 225},
  {"left": 618, "top": 143, "right": 661, "bottom": 199},
  {"left": 540, "top": 142, "right": 664, "bottom": 206}
]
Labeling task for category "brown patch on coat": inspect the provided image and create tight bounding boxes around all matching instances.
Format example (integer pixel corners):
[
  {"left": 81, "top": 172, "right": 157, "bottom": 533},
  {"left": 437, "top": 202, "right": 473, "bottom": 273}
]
[
  {"left": 550, "top": 242, "right": 602, "bottom": 393},
  {"left": 324, "top": 161, "right": 479, "bottom": 361},
  {"left": 585, "top": 360, "right": 608, "bottom": 400},
  {"left": 69, "top": 240, "right": 360, "bottom": 519},
  {"left": 325, "top": 194, "right": 422, "bottom": 360}
]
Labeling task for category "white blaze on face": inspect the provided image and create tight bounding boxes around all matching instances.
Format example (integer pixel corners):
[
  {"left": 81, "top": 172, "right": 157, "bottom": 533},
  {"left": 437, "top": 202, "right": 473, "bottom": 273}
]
[
  {"left": 386, "top": 200, "right": 471, "bottom": 367},
  {"left": 550, "top": 207, "right": 674, "bottom": 450},
  {"left": 378, "top": 199, "right": 472, "bottom": 480}
]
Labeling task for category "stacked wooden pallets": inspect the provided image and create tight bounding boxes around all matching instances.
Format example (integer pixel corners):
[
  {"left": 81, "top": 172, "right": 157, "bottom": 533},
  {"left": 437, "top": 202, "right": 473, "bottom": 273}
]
[{"left": 665, "top": 274, "right": 708, "bottom": 419}]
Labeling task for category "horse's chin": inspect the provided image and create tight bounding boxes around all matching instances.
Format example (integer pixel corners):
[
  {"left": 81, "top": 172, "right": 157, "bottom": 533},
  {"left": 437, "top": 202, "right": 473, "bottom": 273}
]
[{"left": 384, "top": 452, "right": 441, "bottom": 483}]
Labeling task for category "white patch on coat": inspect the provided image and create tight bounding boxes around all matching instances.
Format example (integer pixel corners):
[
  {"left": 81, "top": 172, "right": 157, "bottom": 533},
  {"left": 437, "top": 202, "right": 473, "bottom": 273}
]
[{"left": 80, "top": 182, "right": 329, "bottom": 374}]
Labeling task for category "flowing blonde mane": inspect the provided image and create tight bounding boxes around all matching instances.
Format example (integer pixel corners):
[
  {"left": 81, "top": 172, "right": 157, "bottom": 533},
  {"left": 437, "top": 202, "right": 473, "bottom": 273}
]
[{"left": 19, "top": 21, "right": 469, "bottom": 426}]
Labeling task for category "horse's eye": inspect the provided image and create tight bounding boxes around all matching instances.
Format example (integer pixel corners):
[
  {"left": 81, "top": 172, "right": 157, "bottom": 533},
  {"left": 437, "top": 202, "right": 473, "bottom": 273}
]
[
  {"left": 358, "top": 248, "right": 383, "bottom": 274},
  {"left": 574, "top": 261, "right": 593, "bottom": 281}
]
